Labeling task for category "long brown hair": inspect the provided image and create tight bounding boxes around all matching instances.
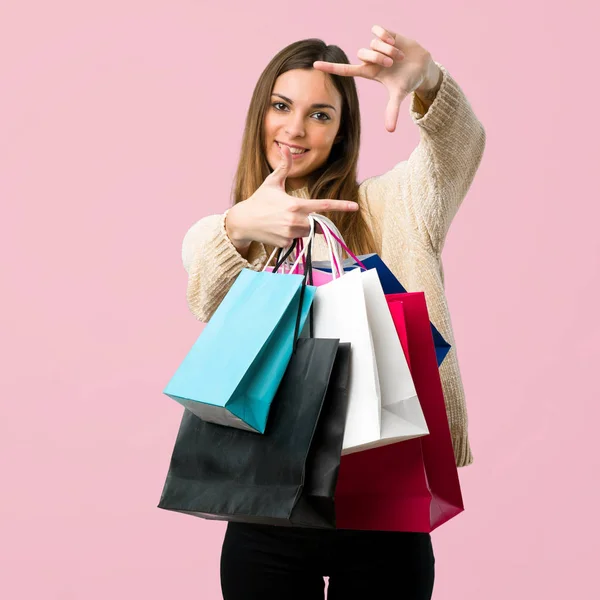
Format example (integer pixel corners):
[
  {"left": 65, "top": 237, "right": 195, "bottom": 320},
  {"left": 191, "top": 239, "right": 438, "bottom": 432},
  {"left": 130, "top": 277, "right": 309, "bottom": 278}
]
[{"left": 230, "top": 38, "right": 377, "bottom": 255}]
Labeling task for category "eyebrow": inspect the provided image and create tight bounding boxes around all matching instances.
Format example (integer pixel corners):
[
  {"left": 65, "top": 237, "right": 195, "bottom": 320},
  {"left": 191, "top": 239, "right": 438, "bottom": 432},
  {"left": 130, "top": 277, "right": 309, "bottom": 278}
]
[{"left": 271, "top": 93, "right": 337, "bottom": 112}]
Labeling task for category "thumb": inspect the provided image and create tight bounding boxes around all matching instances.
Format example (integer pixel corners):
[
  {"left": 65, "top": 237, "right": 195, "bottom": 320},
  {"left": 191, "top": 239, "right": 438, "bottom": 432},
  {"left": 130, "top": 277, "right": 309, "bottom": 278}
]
[
  {"left": 384, "top": 89, "right": 406, "bottom": 133},
  {"left": 269, "top": 142, "right": 292, "bottom": 186}
]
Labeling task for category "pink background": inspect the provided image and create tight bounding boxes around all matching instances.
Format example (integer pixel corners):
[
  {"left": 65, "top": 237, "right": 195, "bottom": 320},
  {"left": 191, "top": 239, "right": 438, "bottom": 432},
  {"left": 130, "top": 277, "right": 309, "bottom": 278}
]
[{"left": 2, "top": 1, "right": 598, "bottom": 598}]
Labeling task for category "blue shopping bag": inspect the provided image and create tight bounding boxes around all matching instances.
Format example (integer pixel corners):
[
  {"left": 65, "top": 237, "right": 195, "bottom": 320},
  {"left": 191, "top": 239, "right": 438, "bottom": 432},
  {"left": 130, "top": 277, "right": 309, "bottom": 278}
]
[
  {"left": 164, "top": 268, "right": 316, "bottom": 434},
  {"left": 312, "top": 253, "right": 451, "bottom": 367}
]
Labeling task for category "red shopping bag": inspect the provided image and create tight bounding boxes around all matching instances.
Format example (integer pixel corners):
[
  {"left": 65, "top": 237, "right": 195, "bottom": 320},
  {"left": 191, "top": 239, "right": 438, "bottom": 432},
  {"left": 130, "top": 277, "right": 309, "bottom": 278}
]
[{"left": 334, "top": 291, "right": 464, "bottom": 532}]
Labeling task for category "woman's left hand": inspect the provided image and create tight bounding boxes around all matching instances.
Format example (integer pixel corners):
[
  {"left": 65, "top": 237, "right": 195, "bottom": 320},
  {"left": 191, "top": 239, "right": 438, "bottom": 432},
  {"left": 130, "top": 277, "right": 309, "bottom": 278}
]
[{"left": 313, "top": 25, "right": 441, "bottom": 133}]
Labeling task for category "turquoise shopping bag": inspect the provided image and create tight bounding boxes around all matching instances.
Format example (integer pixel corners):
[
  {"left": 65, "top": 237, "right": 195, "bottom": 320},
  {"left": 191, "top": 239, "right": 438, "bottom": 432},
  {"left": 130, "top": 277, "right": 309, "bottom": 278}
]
[{"left": 164, "top": 268, "right": 316, "bottom": 434}]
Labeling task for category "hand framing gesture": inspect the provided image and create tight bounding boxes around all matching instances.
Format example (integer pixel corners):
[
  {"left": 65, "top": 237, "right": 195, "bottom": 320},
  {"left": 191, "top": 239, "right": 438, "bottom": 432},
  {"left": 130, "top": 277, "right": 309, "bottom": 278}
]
[{"left": 313, "top": 25, "right": 442, "bottom": 133}]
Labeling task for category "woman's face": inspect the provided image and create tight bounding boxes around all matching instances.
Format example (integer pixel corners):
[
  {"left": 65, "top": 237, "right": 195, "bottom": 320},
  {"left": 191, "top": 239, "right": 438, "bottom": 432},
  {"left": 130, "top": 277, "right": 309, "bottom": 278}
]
[{"left": 263, "top": 68, "right": 343, "bottom": 191}]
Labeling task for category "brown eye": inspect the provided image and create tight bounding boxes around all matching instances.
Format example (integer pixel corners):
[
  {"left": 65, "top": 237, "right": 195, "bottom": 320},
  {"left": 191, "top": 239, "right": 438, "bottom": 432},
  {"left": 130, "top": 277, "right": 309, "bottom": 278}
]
[{"left": 271, "top": 103, "right": 331, "bottom": 122}]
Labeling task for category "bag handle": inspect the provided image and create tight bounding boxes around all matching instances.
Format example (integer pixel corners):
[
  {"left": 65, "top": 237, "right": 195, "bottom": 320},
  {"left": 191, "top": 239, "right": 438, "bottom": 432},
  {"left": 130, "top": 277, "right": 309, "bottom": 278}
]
[
  {"left": 260, "top": 219, "right": 316, "bottom": 353},
  {"left": 291, "top": 234, "right": 314, "bottom": 353},
  {"left": 263, "top": 217, "right": 316, "bottom": 273},
  {"left": 270, "top": 240, "right": 296, "bottom": 273},
  {"left": 309, "top": 215, "right": 344, "bottom": 278},
  {"left": 288, "top": 217, "right": 316, "bottom": 275},
  {"left": 282, "top": 222, "right": 331, "bottom": 276},
  {"left": 279, "top": 213, "right": 368, "bottom": 277},
  {"left": 309, "top": 214, "right": 368, "bottom": 272},
  {"left": 279, "top": 214, "right": 344, "bottom": 278}
]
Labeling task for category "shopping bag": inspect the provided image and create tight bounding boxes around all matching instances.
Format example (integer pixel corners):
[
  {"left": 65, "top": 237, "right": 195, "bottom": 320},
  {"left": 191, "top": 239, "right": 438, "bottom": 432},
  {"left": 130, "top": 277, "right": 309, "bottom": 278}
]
[
  {"left": 334, "top": 292, "right": 464, "bottom": 533},
  {"left": 353, "top": 254, "right": 452, "bottom": 367},
  {"left": 307, "top": 268, "right": 379, "bottom": 455},
  {"left": 307, "top": 264, "right": 428, "bottom": 455},
  {"left": 269, "top": 215, "right": 427, "bottom": 453},
  {"left": 163, "top": 267, "right": 316, "bottom": 434},
  {"left": 265, "top": 264, "right": 332, "bottom": 286},
  {"left": 301, "top": 215, "right": 427, "bottom": 453},
  {"left": 363, "top": 274, "right": 428, "bottom": 443},
  {"left": 158, "top": 339, "right": 352, "bottom": 528},
  {"left": 312, "top": 253, "right": 451, "bottom": 367}
]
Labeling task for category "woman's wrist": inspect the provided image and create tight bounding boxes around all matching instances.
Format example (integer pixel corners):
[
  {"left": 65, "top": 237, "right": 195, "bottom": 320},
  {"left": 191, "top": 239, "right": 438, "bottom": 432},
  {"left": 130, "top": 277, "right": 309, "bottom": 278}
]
[
  {"left": 414, "top": 61, "right": 443, "bottom": 112},
  {"left": 224, "top": 205, "right": 252, "bottom": 255}
]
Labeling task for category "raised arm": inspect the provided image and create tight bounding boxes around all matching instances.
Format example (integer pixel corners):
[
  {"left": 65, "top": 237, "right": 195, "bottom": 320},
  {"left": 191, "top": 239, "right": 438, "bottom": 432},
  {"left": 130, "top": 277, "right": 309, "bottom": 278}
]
[
  {"left": 406, "top": 62, "right": 486, "bottom": 253},
  {"left": 360, "top": 62, "right": 486, "bottom": 255}
]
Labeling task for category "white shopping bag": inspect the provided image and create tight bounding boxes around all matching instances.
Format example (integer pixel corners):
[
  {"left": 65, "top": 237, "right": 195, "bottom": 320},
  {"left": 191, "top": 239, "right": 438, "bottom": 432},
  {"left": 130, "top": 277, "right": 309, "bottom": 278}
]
[
  {"left": 303, "top": 215, "right": 428, "bottom": 454},
  {"left": 361, "top": 267, "right": 429, "bottom": 442},
  {"left": 307, "top": 267, "right": 381, "bottom": 453}
]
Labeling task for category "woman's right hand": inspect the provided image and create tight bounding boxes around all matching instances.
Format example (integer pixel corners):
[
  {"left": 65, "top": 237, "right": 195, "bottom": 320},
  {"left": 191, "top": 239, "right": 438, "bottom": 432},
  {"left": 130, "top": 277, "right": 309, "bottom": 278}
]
[{"left": 225, "top": 143, "right": 359, "bottom": 252}]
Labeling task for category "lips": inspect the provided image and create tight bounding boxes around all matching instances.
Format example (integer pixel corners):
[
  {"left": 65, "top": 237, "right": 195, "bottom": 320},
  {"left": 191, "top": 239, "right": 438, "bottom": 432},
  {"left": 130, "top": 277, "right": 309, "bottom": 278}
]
[{"left": 276, "top": 141, "right": 309, "bottom": 153}]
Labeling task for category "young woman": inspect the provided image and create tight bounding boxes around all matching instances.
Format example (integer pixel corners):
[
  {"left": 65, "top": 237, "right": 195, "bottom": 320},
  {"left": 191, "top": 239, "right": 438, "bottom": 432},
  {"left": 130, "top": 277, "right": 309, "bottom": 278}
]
[{"left": 181, "top": 25, "right": 485, "bottom": 600}]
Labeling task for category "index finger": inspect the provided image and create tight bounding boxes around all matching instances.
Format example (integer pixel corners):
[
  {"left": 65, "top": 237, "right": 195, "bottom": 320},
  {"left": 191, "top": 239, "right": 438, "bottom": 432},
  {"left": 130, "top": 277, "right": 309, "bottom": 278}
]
[
  {"left": 312, "top": 61, "right": 364, "bottom": 77},
  {"left": 297, "top": 198, "right": 359, "bottom": 213}
]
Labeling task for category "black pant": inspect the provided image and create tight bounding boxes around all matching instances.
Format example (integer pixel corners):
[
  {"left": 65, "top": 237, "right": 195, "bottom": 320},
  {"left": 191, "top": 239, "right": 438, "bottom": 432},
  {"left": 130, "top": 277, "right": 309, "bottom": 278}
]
[{"left": 220, "top": 522, "right": 435, "bottom": 599}]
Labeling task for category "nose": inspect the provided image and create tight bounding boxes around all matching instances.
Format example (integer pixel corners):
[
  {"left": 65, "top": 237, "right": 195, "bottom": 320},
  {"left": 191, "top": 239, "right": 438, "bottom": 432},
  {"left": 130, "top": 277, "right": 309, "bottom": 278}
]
[{"left": 284, "top": 112, "right": 306, "bottom": 139}]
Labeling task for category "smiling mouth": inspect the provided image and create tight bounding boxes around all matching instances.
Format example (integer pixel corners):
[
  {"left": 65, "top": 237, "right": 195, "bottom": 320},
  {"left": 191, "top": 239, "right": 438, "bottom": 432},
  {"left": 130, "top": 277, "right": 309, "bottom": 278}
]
[{"left": 275, "top": 141, "right": 310, "bottom": 155}]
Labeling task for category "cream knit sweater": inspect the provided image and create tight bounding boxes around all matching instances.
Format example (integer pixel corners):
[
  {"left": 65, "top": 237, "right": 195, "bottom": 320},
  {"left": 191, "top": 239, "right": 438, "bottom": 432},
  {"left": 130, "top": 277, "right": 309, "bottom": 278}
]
[{"left": 181, "top": 63, "right": 486, "bottom": 467}]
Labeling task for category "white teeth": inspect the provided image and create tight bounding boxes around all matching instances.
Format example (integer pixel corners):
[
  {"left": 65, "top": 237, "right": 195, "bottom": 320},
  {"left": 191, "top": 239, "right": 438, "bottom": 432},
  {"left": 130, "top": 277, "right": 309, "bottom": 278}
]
[{"left": 277, "top": 142, "right": 307, "bottom": 154}]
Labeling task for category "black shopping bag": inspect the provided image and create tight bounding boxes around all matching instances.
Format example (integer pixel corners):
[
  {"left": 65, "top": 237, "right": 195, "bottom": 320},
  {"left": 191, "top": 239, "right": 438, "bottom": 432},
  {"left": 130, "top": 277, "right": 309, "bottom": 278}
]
[{"left": 158, "top": 338, "right": 351, "bottom": 528}]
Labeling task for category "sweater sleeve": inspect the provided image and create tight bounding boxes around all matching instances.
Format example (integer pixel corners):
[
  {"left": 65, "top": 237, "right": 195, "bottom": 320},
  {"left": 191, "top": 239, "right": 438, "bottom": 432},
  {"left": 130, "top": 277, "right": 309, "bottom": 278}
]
[
  {"left": 182, "top": 212, "right": 268, "bottom": 322},
  {"left": 360, "top": 62, "right": 486, "bottom": 255}
]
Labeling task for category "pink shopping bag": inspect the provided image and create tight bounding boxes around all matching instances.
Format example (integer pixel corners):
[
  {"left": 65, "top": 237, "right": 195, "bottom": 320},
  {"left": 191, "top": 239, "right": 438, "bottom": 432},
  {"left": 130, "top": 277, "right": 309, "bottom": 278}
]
[{"left": 334, "top": 292, "right": 464, "bottom": 532}]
